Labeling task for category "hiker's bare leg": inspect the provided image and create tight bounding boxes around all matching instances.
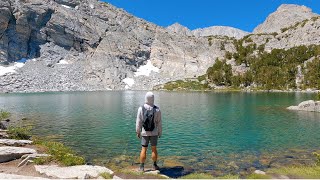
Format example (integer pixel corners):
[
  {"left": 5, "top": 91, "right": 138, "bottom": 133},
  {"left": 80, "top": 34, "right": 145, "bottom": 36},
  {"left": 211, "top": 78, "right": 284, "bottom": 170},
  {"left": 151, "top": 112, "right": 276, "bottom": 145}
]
[
  {"left": 140, "top": 146, "right": 147, "bottom": 163},
  {"left": 151, "top": 146, "right": 158, "bottom": 162}
]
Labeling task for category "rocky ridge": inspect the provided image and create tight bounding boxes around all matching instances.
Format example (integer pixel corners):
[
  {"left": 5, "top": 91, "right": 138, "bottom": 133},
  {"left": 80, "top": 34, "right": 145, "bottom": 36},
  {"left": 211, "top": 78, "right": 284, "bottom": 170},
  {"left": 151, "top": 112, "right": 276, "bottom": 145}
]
[{"left": 0, "top": 1, "right": 320, "bottom": 92}]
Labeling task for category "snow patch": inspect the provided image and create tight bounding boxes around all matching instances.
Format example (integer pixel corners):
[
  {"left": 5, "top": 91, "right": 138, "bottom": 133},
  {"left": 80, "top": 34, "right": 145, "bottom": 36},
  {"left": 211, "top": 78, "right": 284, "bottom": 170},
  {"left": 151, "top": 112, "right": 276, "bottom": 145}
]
[
  {"left": 61, "top": 4, "right": 72, "bottom": 9},
  {"left": 134, "top": 60, "right": 159, "bottom": 77},
  {"left": 57, "top": 60, "right": 69, "bottom": 65},
  {"left": 122, "top": 78, "right": 135, "bottom": 89},
  {"left": 0, "top": 62, "right": 25, "bottom": 76}
]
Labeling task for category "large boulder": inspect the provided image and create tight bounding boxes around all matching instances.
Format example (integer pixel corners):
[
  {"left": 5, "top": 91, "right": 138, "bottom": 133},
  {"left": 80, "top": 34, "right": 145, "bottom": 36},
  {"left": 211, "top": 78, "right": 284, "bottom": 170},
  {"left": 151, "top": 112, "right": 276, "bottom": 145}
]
[
  {"left": 287, "top": 100, "right": 320, "bottom": 112},
  {"left": 35, "top": 165, "right": 114, "bottom": 179},
  {"left": 0, "top": 146, "right": 37, "bottom": 163}
]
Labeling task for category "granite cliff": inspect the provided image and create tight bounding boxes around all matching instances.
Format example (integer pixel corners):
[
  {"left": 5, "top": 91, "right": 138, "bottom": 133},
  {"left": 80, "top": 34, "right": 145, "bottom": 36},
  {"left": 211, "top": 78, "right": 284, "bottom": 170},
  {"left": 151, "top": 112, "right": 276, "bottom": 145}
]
[{"left": 0, "top": 1, "right": 319, "bottom": 92}]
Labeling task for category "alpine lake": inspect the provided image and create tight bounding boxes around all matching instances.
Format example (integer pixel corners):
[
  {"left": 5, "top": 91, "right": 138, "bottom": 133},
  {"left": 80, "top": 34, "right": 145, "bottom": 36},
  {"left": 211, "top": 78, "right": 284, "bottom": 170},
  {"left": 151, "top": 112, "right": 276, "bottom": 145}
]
[{"left": 1, "top": 91, "right": 320, "bottom": 176}]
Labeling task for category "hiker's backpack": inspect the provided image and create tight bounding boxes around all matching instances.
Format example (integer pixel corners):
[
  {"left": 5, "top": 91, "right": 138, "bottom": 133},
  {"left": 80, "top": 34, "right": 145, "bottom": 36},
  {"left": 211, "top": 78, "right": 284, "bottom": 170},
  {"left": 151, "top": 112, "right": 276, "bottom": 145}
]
[{"left": 142, "top": 105, "right": 157, "bottom": 131}]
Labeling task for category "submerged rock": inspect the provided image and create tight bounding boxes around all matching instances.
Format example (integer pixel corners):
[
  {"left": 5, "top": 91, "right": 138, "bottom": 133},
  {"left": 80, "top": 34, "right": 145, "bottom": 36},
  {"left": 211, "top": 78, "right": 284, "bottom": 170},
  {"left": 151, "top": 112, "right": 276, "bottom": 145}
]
[
  {"left": 287, "top": 100, "right": 320, "bottom": 112},
  {"left": 254, "top": 170, "right": 266, "bottom": 175},
  {"left": 0, "top": 146, "right": 37, "bottom": 163}
]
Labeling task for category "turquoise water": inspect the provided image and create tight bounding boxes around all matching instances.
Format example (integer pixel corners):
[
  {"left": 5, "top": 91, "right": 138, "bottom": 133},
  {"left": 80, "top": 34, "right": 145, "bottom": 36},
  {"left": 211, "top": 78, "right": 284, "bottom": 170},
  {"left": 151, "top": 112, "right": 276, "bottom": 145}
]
[{"left": 1, "top": 91, "right": 320, "bottom": 171}]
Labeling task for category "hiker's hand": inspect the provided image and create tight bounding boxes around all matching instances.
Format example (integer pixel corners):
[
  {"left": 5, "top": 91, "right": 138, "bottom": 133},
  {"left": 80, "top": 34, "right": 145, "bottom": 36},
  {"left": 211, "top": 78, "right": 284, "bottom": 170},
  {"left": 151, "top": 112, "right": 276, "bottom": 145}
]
[{"left": 137, "top": 133, "right": 141, "bottom": 139}]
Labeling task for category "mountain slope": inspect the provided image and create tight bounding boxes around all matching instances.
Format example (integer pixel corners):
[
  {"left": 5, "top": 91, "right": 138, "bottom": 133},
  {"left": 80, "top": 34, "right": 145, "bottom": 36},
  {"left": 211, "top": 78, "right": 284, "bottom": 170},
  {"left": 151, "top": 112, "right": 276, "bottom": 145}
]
[{"left": 0, "top": 1, "right": 320, "bottom": 92}]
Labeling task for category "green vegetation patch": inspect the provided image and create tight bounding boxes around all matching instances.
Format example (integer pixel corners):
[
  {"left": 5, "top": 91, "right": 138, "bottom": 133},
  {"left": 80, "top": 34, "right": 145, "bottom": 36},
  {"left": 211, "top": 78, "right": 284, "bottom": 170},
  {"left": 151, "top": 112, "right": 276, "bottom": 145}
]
[
  {"left": 217, "top": 174, "right": 240, "bottom": 179},
  {"left": 163, "top": 80, "right": 209, "bottom": 91},
  {"left": 34, "top": 138, "right": 85, "bottom": 166},
  {"left": 268, "top": 166, "right": 320, "bottom": 179},
  {"left": 246, "top": 173, "right": 271, "bottom": 179},
  {"left": 180, "top": 173, "right": 214, "bottom": 179}
]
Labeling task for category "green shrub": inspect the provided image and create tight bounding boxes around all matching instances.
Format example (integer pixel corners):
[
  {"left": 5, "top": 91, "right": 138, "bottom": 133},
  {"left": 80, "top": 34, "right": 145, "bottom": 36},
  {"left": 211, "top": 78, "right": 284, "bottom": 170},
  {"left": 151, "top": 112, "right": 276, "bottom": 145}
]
[
  {"left": 313, "top": 152, "right": 320, "bottom": 165},
  {"left": 0, "top": 110, "right": 10, "bottom": 120},
  {"left": 7, "top": 126, "right": 32, "bottom": 140},
  {"left": 34, "top": 140, "right": 85, "bottom": 166}
]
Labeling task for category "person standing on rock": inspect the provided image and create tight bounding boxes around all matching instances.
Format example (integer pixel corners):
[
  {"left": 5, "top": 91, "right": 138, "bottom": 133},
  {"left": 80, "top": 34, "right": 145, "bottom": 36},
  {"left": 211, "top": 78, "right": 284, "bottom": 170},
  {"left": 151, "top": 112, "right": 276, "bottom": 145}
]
[{"left": 136, "top": 92, "right": 162, "bottom": 172}]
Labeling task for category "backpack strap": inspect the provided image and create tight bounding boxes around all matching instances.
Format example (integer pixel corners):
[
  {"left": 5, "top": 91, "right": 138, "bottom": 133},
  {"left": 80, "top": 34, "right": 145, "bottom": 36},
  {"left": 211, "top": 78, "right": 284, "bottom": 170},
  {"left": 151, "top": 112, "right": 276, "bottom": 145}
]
[{"left": 141, "top": 105, "right": 146, "bottom": 116}]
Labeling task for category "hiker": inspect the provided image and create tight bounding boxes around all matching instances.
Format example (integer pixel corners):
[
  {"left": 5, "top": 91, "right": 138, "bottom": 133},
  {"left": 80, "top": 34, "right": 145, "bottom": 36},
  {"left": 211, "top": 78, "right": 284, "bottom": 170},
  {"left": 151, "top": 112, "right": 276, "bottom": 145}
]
[{"left": 136, "top": 92, "right": 162, "bottom": 172}]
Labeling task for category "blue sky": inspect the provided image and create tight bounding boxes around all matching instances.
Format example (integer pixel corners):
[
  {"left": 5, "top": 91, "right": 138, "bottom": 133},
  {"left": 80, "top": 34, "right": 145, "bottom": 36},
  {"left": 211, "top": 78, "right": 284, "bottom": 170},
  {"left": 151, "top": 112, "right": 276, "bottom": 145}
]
[{"left": 103, "top": 0, "right": 319, "bottom": 32}]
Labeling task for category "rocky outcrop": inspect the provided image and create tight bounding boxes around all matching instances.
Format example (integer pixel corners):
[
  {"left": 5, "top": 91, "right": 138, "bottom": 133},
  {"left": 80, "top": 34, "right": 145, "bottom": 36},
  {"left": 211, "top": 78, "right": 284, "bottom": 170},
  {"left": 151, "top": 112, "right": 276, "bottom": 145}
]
[
  {"left": 192, "top": 26, "right": 249, "bottom": 39},
  {"left": 35, "top": 165, "right": 114, "bottom": 179},
  {"left": 287, "top": 100, "right": 320, "bottom": 112},
  {"left": 254, "top": 4, "right": 318, "bottom": 34},
  {"left": 0, "top": 146, "right": 37, "bottom": 163}
]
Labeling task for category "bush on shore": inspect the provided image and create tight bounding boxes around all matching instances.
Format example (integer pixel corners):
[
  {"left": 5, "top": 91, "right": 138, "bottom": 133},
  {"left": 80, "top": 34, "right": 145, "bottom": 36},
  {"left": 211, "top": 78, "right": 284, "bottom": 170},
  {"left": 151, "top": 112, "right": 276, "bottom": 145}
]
[
  {"left": 33, "top": 138, "right": 85, "bottom": 166},
  {"left": 7, "top": 126, "right": 32, "bottom": 140}
]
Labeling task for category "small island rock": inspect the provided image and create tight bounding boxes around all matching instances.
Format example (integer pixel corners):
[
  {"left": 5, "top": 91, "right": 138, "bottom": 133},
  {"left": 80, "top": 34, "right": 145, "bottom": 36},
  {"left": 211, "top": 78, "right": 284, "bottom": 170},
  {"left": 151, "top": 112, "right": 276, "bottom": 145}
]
[{"left": 287, "top": 100, "right": 320, "bottom": 112}]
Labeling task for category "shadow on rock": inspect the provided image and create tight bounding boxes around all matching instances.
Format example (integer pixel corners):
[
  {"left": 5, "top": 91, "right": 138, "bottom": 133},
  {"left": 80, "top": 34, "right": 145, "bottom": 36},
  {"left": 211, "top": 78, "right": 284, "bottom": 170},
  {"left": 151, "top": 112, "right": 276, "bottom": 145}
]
[{"left": 159, "top": 166, "right": 194, "bottom": 178}]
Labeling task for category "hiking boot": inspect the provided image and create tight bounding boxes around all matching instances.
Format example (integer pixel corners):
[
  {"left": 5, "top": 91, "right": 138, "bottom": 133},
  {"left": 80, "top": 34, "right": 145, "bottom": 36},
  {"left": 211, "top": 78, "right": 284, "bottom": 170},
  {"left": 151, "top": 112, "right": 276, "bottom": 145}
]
[
  {"left": 152, "top": 164, "right": 160, "bottom": 171},
  {"left": 138, "top": 165, "right": 144, "bottom": 172}
]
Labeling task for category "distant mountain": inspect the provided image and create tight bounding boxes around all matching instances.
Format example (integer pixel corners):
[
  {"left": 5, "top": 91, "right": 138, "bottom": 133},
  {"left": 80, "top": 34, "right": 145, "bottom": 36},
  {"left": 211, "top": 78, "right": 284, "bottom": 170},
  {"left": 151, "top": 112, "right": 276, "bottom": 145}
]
[
  {"left": 254, "top": 4, "right": 318, "bottom": 34},
  {"left": 191, "top": 26, "right": 249, "bottom": 39},
  {"left": 166, "top": 23, "right": 249, "bottom": 39}
]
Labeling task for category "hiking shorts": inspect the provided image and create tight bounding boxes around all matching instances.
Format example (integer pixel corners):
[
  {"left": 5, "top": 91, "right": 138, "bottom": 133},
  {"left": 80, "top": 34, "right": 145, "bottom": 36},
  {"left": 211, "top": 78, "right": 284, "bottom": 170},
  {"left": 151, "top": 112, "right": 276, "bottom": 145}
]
[{"left": 141, "top": 136, "right": 158, "bottom": 147}]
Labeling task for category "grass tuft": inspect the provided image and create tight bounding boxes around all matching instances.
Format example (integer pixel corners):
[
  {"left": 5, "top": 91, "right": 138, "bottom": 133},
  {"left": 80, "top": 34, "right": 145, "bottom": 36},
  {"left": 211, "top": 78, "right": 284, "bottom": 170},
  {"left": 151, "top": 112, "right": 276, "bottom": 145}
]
[
  {"left": 100, "top": 172, "right": 113, "bottom": 179},
  {"left": 0, "top": 109, "right": 10, "bottom": 120}
]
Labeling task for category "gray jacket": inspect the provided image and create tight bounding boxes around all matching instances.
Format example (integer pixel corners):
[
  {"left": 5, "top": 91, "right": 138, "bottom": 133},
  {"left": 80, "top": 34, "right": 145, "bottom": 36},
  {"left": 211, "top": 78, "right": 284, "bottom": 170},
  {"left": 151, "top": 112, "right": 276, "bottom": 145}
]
[{"left": 136, "top": 103, "right": 162, "bottom": 137}]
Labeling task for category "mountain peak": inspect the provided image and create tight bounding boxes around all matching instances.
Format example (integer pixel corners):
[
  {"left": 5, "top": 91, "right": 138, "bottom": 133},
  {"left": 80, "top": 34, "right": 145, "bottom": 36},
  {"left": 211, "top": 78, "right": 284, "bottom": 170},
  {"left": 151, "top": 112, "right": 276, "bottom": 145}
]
[
  {"left": 166, "top": 23, "right": 192, "bottom": 36},
  {"left": 254, "top": 4, "right": 318, "bottom": 34}
]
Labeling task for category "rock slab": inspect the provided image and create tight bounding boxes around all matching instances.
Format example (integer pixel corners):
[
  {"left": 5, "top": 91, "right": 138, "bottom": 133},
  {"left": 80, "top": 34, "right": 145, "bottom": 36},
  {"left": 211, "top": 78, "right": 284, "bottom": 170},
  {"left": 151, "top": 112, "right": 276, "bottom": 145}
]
[
  {"left": 0, "top": 173, "right": 48, "bottom": 179},
  {"left": 0, "top": 139, "right": 32, "bottom": 146},
  {"left": 287, "top": 100, "right": 320, "bottom": 112},
  {"left": 0, "top": 146, "right": 36, "bottom": 163},
  {"left": 35, "top": 165, "right": 114, "bottom": 179}
]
